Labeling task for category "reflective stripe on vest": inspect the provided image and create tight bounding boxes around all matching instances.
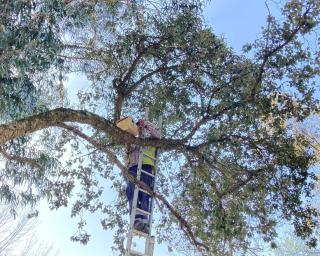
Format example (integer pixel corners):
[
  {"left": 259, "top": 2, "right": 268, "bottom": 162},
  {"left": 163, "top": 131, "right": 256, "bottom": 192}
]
[{"left": 143, "top": 146, "right": 156, "bottom": 166}]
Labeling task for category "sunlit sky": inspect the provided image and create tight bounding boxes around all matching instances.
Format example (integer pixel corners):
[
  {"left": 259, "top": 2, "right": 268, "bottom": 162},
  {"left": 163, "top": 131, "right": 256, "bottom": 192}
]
[{"left": 30, "top": 1, "right": 279, "bottom": 255}]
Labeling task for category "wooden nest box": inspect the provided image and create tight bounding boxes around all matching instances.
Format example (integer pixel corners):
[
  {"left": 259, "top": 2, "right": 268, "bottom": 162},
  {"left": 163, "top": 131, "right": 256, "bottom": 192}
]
[{"left": 116, "top": 116, "right": 138, "bottom": 136}]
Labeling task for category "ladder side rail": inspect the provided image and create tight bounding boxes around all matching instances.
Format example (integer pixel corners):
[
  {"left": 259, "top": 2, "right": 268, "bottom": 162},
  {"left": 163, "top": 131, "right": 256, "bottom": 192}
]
[
  {"left": 145, "top": 152, "right": 159, "bottom": 255},
  {"left": 147, "top": 236, "right": 155, "bottom": 256},
  {"left": 145, "top": 116, "right": 162, "bottom": 256},
  {"left": 127, "top": 108, "right": 150, "bottom": 256},
  {"left": 126, "top": 148, "right": 145, "bottom": 256},
  {"left": 127, "top": 109, "right": 161, "bottom": 256}
]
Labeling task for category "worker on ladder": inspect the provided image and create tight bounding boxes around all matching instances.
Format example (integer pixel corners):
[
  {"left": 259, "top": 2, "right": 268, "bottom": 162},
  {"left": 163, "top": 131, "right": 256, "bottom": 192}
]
[{"left": 125, "top": 118, "right": 160, "bottom": 234}]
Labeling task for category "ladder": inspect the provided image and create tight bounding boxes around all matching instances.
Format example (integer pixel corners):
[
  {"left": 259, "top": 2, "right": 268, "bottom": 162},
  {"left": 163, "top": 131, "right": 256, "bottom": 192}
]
[{"left": 125, "top": 110, "right": 162, "bottom": 256}]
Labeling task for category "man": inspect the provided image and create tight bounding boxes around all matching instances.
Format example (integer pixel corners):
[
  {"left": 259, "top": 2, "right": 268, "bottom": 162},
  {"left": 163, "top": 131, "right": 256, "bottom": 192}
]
[{"left": 125, "top": 119, "right": 160, "bottom": 233}]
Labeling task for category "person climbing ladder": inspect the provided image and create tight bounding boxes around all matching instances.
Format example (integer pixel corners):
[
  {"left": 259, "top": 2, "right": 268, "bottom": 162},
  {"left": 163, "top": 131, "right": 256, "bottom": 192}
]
[{"left": 125, "top": 118, "right": 160, "bottom": 233}]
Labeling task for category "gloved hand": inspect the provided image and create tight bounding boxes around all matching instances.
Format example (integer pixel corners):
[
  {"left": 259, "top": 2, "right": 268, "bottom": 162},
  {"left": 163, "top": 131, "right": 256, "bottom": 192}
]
[{"left": 137, "top": 119, "right": 145, "bottom": 128}]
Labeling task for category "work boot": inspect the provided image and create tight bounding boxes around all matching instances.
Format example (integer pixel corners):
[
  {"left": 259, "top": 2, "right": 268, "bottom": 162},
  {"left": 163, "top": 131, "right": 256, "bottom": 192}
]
[
  {"left": 140, "top": 219, "right": 150, "bottom": 234},
  {"left": 134, "top": 218, "right": 144, "bottom": 232},
  {"left": 142, "top": 224, "right": 150, "bottom": 234}
]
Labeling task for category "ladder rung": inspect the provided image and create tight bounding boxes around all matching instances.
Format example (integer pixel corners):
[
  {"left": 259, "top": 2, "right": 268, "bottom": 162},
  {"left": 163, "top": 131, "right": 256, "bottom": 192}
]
[
  {"left": 138, "top": 187, "right": 152, "bottom": 196},
  {"left": 133, "top": 229, "right": 150, "bottom": 237},
  {"left": 140, "top": 169, "right": 155, "bottom": 177},
  {"left": 143, "top": 153, "right": 156, "bottom": 161},
  {"left": 129, "top": 249, "right": 145, "bottom": 256},
  {"left": 135, "top": 207, "right": 151, "bottom": 216}
]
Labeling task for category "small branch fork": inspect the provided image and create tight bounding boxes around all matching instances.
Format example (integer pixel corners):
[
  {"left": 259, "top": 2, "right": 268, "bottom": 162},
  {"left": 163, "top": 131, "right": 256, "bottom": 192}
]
[{"left": 252, "top": 5, "right": 314, "bottom": 99}]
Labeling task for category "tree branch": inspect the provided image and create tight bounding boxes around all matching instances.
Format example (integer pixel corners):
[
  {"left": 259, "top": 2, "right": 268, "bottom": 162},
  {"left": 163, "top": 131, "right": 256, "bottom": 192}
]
[
  {"left": 184, "top": 108, "right": 244, "bottom": 147},
  {"left": 0, "top": 148, "right": 44, "bottom": 171},
  {"left": 253, "top": 6, "right": 313, "bottom": 98},
  {"left": 0, "top": 108, "right": 186, "bottom": 150},
  {"left": 112, "top": 38, "right": 165, "bottom": 121},
  {"left": 125, "top": 65, "right": 179, "bottom": 96}
]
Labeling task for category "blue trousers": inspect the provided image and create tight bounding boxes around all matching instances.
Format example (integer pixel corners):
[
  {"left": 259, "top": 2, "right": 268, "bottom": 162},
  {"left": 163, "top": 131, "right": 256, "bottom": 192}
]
[{"left": 126, "top": 165, "right": 153, "bottom": 219}]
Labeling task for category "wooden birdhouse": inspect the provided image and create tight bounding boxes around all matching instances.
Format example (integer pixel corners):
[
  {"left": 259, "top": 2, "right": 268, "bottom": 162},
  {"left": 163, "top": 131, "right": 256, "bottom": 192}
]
[{"left": 116, "top": 116, "right": 138, "bottom": 136}]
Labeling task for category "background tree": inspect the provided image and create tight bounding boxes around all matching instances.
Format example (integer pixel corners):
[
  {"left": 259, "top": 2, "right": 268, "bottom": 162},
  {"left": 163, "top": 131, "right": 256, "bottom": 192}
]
[
  {"left": 0, "top": 203, "right": 58, "bottom": 256},
  {"left": 0, "top": 204, "right": 35, "bottom": 254},
  {"left": 294, "top": 115, "right": 320, "bottom": 163},
  {"left": 0, "top": 0, "right": 319, "bottom": 255},
  {"left": 271, "top": 229, "right": 320, "bottom": 256}
]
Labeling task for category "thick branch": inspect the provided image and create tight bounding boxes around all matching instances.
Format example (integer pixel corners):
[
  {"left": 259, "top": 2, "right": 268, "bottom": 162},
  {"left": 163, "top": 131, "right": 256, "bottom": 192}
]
[
  {"left": 113, "top": 96, "right": 124, "bottom": 122},
  {"left": 0, "top": 108, "right": 186, "bottom": 150},
  {"left": 118, "top": 39, "right": 163, "bottom": 91},
  {"left": 113, "top": 64, "right": 178, "bottom": 121},
  {"left": 113, "top": 40, "right": 165, "bottom": 120}
]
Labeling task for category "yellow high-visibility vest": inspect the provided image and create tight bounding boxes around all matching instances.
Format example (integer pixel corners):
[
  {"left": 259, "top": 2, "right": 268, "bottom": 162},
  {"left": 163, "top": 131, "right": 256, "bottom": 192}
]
[{"left": 142, "top": 146, "right": 157, "bottom": 167}]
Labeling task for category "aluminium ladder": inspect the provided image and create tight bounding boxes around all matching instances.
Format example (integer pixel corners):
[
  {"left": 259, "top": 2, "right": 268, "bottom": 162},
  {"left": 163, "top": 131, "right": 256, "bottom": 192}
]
[{"left": 125, "top": 112, "right": 162, "bottom": 256}]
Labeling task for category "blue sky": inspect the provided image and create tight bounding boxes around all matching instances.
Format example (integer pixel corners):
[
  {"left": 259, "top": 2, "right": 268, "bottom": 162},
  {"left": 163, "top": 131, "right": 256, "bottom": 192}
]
[
  {"left": 33, "top": 1, "right": 279, "bottom": 256},
  {"left": 204, "top": 0, "right": 268, "bottom": 53}
]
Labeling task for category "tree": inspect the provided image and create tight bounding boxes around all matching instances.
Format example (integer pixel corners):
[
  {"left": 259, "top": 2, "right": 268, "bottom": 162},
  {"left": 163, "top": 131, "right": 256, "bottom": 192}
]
[
  {"left": 0, "top": 203, "right": 58, "bottom": 256},
  {"left": 294, "top": 115, "right": 320, "bottom": 163},
  {"left": 0, "top": 204, "right": 35, "bottom": 254},
  {"left": 272, "top": 229, "right": 320, "bottom": 256},
  {"left": 0, "top": 0, "right": 319, "bottom": 255}
]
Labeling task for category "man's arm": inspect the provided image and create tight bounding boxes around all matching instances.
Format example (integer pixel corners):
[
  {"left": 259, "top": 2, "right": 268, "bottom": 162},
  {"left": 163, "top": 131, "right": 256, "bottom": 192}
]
[{"left": 144, "top": 121, "right": 160, "bottom": 139}]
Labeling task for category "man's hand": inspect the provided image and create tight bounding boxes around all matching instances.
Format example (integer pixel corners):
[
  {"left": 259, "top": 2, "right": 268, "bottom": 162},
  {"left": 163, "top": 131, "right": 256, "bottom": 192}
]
[
  {"left": 137, "top": 119, "right": 145, "bottom": 128},
  {"left": 125, "top": 143, "right": 131, "bottom": 154}
]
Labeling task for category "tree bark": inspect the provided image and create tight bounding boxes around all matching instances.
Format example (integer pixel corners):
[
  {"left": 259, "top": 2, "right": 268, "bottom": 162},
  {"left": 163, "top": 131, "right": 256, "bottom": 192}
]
[{"left": 0, "top": 108, "right": 184, "bottom": 150}]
